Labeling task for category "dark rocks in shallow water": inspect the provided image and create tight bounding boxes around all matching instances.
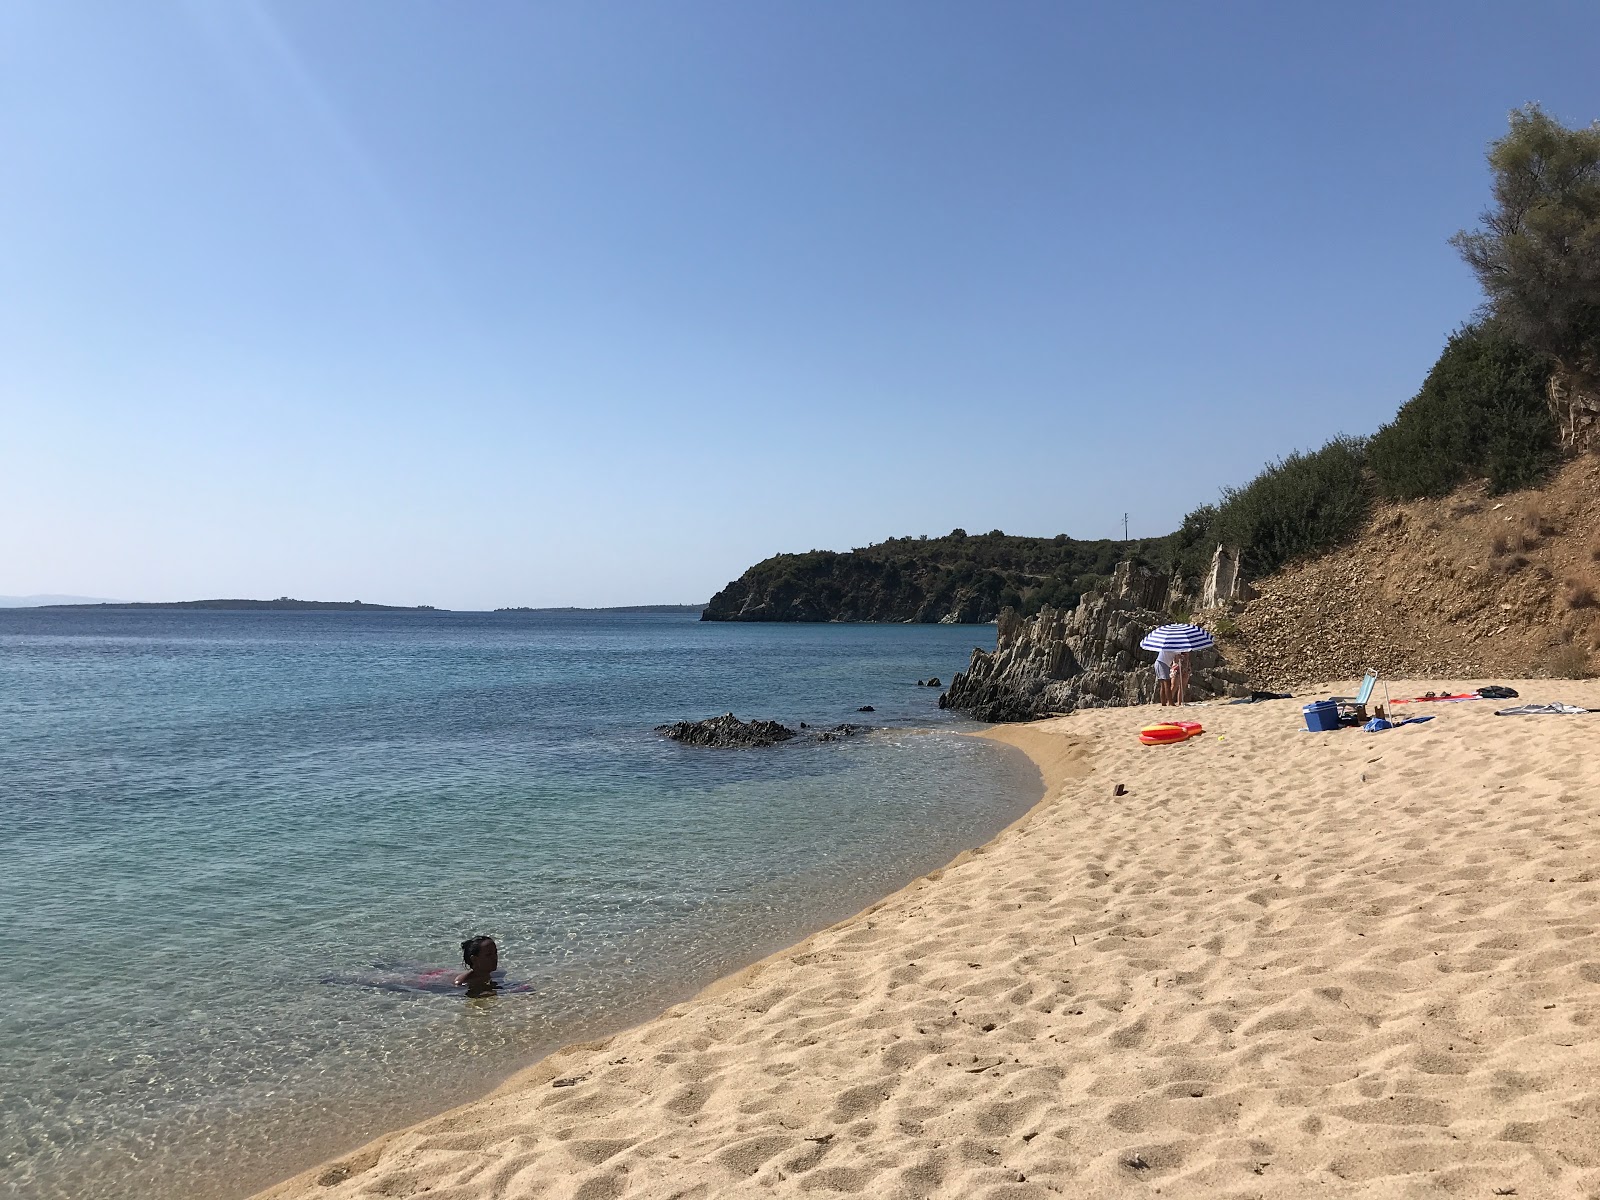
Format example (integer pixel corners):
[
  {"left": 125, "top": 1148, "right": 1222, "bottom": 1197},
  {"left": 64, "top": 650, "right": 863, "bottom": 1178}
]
[
  {"left": 656, "top": 713, "right": 879, "bottom": 747},
  {"left": 915, "top": 680, "right": 926, "bottom": 687},
  {"left": 657, "top": 714, "right": 877, "bottom": 747},
  {"left": 926, "top": 677, "right": 940, "bottom": 688},
  {"left": 813, "top": 723, "right": 870, "bottom": 742},
  {"left": 656, "top": 713, "right": 796, "bottom": 748},
  {"left": 856, "top": 705, "right": 875, "bottom": 712}
]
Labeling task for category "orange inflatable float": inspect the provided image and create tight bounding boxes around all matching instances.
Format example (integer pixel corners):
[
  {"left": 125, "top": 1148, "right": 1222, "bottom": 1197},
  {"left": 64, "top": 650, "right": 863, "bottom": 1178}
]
[{"left": 1139, "top": 721, "right": 1203, "bottom": 745}]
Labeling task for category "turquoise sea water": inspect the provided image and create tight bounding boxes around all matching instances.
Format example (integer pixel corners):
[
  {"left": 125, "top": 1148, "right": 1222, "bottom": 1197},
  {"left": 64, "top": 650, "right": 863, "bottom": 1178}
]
[{"left": 0, "top": 610, "right": 1034, "bottom": 1200}]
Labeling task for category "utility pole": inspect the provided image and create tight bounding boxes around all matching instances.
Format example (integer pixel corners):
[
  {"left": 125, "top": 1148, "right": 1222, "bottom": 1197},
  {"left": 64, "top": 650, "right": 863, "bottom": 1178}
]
[{"left": 1122, "top": 513, "right": 1129, "bottom": 542}]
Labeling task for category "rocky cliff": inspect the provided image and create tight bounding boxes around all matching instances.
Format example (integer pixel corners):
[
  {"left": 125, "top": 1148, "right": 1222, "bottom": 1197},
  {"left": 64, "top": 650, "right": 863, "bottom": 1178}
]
[{"left": 939, "top": 563, "right": 1249, "bottom": 721}]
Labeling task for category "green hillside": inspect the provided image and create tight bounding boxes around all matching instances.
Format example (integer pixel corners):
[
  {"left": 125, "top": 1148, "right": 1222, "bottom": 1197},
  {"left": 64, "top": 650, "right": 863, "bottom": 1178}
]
[{"left": 701, "top": 531, "right": 1171, "bottom": 623}]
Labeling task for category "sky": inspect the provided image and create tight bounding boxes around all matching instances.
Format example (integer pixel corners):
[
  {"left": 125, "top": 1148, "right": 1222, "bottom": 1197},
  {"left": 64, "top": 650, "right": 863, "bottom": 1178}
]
[{"left": 3, "top": 2, "right": 1598, "bottom": 610}]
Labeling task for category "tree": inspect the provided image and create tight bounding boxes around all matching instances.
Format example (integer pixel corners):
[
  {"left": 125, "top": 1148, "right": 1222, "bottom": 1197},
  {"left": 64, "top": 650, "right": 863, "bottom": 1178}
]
[{"left": 1451, "top": 105, "right": 1600, "bottom": 398}]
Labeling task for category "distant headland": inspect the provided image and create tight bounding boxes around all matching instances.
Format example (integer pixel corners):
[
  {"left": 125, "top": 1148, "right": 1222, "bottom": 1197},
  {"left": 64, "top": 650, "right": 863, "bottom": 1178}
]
[
  {"left": 39, "top": 597, "right": 440, "bottom": 612},
  {"left": 701, "top": 531, "right": 1161, "bottom": 624}
]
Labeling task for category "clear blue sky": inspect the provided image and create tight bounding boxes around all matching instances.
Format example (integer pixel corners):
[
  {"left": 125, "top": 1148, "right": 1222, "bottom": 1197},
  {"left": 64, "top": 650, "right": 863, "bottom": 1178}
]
[{"left": 4, "top": 2, "right": 1597, "bottom": 609}]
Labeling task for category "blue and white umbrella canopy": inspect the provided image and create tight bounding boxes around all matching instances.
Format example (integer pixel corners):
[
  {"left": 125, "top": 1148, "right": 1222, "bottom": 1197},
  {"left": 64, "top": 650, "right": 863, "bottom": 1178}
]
[{"left": 1139, "top": 623, "right": 1215, "bottom": 652}]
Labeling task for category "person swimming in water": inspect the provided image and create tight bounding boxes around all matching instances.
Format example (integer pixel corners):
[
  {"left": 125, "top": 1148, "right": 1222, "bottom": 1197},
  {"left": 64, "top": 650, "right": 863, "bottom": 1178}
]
[
  {"left": 324, "top": 934, "right": 530, "bottom": 997},
  {"left": 455, "top": 934, "right": 500, "bottom": 996}
]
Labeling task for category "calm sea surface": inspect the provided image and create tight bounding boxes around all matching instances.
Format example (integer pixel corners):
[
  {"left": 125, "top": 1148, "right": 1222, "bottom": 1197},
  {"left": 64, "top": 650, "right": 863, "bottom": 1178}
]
[{"left": 0, "top": 609, "right": 1033, "bottom": 1200}]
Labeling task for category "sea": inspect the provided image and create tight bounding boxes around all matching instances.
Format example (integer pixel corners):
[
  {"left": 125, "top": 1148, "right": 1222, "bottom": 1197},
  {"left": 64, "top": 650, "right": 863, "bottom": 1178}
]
[{"left": 0, "top": 608, "right": 1036, "bottom": 1200}]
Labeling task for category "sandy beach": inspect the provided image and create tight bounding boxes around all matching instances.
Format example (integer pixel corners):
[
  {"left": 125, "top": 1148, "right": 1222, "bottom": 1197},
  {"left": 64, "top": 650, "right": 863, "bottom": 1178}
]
[{"left": 259, "top": 679, "right": 1600, "bottom": 1199}]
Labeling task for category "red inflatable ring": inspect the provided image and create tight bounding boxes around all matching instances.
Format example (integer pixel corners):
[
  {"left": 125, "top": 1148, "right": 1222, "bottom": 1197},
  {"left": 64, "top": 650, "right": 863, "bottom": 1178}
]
[{"left": 1140, "top": 721, "right": 1203, "bottom": 745}]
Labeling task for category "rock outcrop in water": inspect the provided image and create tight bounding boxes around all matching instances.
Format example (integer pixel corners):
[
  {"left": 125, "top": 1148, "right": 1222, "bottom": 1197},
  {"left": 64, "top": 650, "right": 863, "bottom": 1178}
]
[
  {"left": 939, "top": 562, "right": 1249, "bottom": 722},
  {"left": 813, "top": 723, "right": 871, "bottom": 742},
  {"left": 657, "top": 714, "right": 875, "bottom": 748},
  {"left": 657, "top": 714, "right": 797, "bottom": 747}
]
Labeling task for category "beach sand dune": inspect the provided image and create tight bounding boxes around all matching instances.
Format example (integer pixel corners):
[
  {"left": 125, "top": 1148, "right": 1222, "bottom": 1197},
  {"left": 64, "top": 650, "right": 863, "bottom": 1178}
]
[{"left": 262, "top": 680, "right": 1600, "bottom": 1198}]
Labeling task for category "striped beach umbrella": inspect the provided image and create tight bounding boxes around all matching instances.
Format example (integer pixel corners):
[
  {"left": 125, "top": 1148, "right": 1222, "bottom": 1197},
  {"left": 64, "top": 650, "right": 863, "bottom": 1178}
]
[{"left": 1138, "top": 623, "right": 1215, "bottom": 652}]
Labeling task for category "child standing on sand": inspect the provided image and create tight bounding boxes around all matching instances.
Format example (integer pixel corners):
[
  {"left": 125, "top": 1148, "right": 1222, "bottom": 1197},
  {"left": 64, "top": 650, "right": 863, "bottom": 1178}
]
[{"left": 1172, "top": 651, "right": 1192, "bottom": 706}]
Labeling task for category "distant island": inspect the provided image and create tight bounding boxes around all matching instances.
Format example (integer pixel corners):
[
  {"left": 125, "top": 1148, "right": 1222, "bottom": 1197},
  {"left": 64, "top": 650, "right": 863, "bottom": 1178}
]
[
  {"left": 0, "top": 594, "right": 117, "bottom": 608},
  {"left": 494, "top": 604, "right": 706, "bottom": 614},
  {"left": 41, "top": 597, "right": 440, "bottom": 612}
]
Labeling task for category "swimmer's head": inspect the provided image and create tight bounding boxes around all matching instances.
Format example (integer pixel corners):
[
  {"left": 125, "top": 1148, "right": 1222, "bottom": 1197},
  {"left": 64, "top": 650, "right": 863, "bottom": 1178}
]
[{"left": 460, "top": 935, "right": 498, "bottom": 972}]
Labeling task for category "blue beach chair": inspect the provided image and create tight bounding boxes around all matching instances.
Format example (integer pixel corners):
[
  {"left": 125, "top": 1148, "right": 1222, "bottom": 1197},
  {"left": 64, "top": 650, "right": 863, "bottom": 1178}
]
[{"left": 1331, "top": 669, "right": 1388, "bottom": 719}]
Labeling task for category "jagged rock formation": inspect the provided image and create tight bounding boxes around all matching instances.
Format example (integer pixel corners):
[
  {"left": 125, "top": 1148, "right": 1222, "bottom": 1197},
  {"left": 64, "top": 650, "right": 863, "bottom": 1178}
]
[
  {"left": 1549, "top": 367, "right": 1600, "bottom": 452},
  {"left": 1201, "top": 545, "right": 1254, "bottom": 609},
  {"left": 939, "top": 563, "right": 1249, "bottom": 722}
]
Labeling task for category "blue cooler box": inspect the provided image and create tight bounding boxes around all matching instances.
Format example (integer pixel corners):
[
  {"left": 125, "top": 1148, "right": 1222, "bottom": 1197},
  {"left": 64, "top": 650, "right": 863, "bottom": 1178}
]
[{"left": 1303, "top": 700, "right": 1341, "bottom": 732}]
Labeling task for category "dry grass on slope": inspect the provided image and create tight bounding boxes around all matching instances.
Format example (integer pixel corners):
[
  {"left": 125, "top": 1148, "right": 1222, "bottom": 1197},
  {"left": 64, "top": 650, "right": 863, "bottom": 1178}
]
[{"left": 1235, "top": 454, "right": 1600, "bottom": 688}]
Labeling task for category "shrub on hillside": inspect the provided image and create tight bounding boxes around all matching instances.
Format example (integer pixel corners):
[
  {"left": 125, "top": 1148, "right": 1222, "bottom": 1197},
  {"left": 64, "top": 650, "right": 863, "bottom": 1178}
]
[
  {"left": 1367, "top": 322, "right": 1557, "bottom": 499},
  {"left": 1544, "top": 644, "right": 1597, "bottom": 679},
  {"left": 1176, "top": 436, "right": 1371, "bottom": 580},
  {"left": 1165, "top": 504, "right": 1220, "bottom": 587},
  {"left": 1521, "top": 508, "right": 1558, "bottom": 538},
  {"left": 1564, "top": 578, "right": 1598, "bottom": 609}
]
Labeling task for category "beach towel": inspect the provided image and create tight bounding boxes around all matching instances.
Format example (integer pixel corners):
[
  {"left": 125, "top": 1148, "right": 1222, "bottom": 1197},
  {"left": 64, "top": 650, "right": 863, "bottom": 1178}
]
[
  {"left": 1493, "top": 703, "right": 1592, "bottom": 716},
  {"left": 1391, "top": 693, "right": 1480, "bottom": 704}
]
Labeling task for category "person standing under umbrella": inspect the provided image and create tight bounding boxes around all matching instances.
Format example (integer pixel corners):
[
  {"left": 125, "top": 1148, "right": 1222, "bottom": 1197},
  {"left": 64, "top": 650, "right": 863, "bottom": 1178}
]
[{"left": 1139, "top": 623, "right": 1215, "bottom": 706}]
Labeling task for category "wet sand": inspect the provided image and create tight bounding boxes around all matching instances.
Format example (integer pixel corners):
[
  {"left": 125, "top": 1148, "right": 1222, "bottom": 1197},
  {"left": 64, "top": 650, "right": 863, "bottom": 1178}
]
[{"left": 257, "top": 680, "right": 1600, "bottom": 1198}]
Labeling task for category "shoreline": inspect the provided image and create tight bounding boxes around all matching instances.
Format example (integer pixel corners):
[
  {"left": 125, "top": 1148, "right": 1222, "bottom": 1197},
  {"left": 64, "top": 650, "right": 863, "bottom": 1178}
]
[
  {"left": 252, "top": 723, "right": 1077, "bottom": 1198},
  {"left": 239, "top": 725, "right": 1055, "bottom": 1199},
  {"left": 5, "top": 614, "right": 1022, "bottom": 1200},
  {"left": 258, "top": 679, "right": 1600, "bottom": 1198}
]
